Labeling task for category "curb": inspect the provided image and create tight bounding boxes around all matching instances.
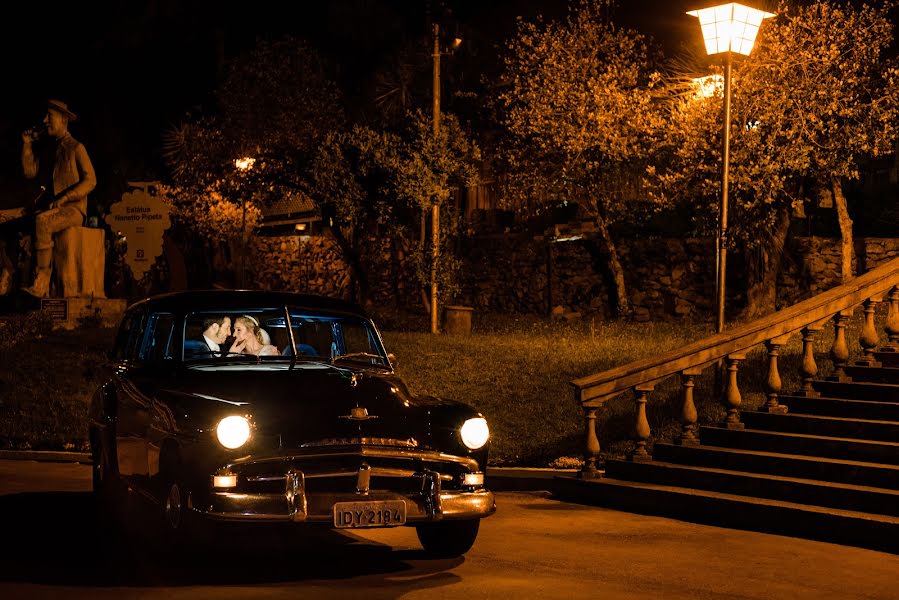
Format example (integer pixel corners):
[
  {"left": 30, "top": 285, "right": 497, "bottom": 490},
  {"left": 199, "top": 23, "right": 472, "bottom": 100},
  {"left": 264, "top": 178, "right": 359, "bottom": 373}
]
[
  {"left": 487, "top": 467, "right": 577, "bottom": 492},
  {"left": 0, "top": 450, "right": 91, "bottom": 464},
  {"left": 0, "top": 451, "right": 576, "bottom": 492}
]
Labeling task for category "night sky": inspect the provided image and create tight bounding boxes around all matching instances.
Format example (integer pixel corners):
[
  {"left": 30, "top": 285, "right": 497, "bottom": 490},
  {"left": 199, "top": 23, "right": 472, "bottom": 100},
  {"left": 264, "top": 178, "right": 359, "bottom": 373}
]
[{"left": 0, "top": 0, "right": 710, "bottom": 210}]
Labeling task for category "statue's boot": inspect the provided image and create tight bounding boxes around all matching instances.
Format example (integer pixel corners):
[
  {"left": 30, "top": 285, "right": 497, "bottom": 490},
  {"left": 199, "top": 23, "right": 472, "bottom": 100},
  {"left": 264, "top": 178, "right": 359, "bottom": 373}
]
[{"left": 23, "top": 249, "right": 52, "bottom": 298}]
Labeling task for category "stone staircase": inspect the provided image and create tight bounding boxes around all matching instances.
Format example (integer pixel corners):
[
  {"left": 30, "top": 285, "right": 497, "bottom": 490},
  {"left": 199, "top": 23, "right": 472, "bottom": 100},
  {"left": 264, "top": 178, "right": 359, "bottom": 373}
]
[{"left": 557, "top": 349, "right": 899, "bottom": 552}]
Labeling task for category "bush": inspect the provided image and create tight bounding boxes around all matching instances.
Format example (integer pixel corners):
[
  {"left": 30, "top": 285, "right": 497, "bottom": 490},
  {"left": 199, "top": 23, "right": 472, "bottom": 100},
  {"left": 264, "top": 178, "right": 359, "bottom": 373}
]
[
  {"left": 0, "top": 311, "right": 54, "bottom": 351},
  {"left": 0, "top": 324, "right": 114, "bottom": 451}
]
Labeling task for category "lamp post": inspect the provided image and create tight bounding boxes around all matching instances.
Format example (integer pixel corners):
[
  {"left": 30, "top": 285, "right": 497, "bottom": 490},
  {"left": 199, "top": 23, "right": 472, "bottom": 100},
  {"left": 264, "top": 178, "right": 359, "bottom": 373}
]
[
  {"left": 429, "top": 23, "right": 462, "bottom": 334},
  {"left": 234, "top": 156, "right": 255, "bottom": 289},
  {"left": 688, "top": 3, "right": 773, "bottom": 333}
]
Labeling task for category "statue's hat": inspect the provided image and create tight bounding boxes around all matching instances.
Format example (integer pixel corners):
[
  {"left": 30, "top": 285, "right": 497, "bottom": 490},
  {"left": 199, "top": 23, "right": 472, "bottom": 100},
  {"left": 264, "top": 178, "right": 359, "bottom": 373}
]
[{"left": 47, "top": 99, "right": 77, "bottom": 121}]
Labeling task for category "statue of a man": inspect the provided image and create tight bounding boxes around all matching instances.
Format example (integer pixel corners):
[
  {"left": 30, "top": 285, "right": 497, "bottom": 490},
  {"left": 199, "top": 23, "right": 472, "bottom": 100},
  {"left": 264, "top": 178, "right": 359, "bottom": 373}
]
[{"left": 20, "top": 99, "right": 96, "bottom": 297}]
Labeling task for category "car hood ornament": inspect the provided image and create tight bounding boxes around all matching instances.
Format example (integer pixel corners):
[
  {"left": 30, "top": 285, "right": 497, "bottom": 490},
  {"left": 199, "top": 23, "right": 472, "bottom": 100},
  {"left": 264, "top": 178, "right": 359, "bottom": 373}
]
[{"left": 339, "top": 406, "right": 379, "bottom": 421}]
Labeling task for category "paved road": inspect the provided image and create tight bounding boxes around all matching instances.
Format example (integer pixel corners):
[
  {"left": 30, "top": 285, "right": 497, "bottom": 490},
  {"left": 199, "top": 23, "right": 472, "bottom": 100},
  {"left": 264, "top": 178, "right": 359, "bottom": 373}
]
[{"left": 1, "top": 459, "right": 897, "bottom": 600}]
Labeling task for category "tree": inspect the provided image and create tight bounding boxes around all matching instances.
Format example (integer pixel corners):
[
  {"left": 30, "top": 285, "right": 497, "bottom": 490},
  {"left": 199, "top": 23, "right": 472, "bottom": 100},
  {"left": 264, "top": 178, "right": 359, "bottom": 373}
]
[
  {"left": 495, "top": 0, "right": 665, "bottom": 318},
  {"left": 309, "top": 110, "right": 480, "bottom": 308},
  {"left": 308, "top": 125, "right": 404, "bottom": 304},
  {"left": 389, "top": 110, "right": 481, "bottom": 309},
  {"left": 653, "top": 0, "right": 898, "bottom": 318},
  {"left": 162, "top": 37, "right": 345, "bottom": 288}
]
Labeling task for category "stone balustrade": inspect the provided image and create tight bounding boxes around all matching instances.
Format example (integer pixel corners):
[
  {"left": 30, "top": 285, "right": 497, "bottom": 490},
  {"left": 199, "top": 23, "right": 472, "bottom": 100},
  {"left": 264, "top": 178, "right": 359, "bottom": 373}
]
[{"left": 570, "top": 257, "right": 899, "bottom": 479}]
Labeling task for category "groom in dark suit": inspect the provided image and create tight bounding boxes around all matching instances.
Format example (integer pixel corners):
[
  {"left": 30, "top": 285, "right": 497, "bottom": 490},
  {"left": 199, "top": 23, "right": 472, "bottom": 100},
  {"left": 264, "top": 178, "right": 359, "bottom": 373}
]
[{"left": 200, "top": 315, "right": 232, "bottom": 352}]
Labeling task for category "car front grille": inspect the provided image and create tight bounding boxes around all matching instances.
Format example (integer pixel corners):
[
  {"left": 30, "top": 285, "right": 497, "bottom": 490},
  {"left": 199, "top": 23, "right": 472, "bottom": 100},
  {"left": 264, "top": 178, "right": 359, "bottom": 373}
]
[
  {"left": 300, "top": 437, "right": 418, "bottom": 449},
  {"left": 226, "top": 450, "right": 469, "bottom": 495}
]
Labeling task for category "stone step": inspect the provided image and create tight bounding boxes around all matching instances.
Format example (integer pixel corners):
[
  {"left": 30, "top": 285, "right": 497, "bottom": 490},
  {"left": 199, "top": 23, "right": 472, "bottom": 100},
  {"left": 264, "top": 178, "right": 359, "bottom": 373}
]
[
  {"left": 741, "top": 410, "right": 899, "bottom": 442},
  {"left": 699, "top": 426, "right": 899, "bottom": 464},
  {"left": 874, "top": 350, "right": 899, "bottom": 367},
  {"left": 553, "top": 475, "right": 899, "bottom": 553},
  {"left": 811, "top": 380, "right": 899, "bottom": 402},
  {"left": 653, "top": 443, "right": 899, "bottom": 490},
  {"left": 842, "top": 365, "right": 899, "bottom": 384},
  {"left": 604, "top": 459, "right": 899, "bottom": 517},
  {"left": 779, "top": 394, "right": 899, "bottom": 421}
]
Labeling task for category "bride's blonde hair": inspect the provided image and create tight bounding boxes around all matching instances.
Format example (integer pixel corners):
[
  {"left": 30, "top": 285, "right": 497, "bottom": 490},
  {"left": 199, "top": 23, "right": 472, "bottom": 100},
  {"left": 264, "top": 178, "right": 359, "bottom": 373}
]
[{"left": 236, "top": 315, "right": 264, "bottom": 344}]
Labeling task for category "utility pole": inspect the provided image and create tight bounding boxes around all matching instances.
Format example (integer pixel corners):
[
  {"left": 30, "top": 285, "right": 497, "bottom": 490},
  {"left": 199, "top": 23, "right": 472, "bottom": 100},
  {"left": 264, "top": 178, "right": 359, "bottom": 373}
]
[{"left": 430, "top": 22, "right": 441, "bottom": 334}]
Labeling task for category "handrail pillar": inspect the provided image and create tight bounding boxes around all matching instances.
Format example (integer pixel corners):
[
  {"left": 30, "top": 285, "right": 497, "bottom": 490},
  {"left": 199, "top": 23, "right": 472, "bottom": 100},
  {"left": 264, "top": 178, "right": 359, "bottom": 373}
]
[
  {"left": 580, "top": 406, "right": 601, "bottom": 479},
  {"left": 721, "top": 353, "right": 746, "bottom": 430},
  {"left": 629, "top": 385, "right": 654, "bottom": 462},
  {"left": 796, "top": 326, "right": 822, "bottom": 398},
  {"left": 829, "top": 310, "right": 853, "bottom": 381},
  {"left": 761, "top": 339, "right": 788, "bottom": 414},
  {"left": 884, "top": 285, "right": 899, "bottom": 351},
  {"left": 677, "top": 368, "right": 703, "bottom": 446},
  {"left": 857, "top": 297, "right": 882, "bottom": 367}
]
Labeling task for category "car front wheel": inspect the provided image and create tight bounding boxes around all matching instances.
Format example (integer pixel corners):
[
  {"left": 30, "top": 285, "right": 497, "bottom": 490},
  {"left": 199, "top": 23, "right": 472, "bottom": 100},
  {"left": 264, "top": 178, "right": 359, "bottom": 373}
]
[{"left": 416, "top": 519, "right": 480, "bottom": 558}]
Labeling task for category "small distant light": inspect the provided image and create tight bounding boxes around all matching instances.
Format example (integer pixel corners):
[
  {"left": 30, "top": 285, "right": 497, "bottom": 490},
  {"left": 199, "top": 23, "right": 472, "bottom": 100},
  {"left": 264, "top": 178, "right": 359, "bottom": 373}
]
[
  {"left": 234, "top": 157, "right": 256, "bottom": 171},
  {"left": 692, "top": 74, "right": 724, "bottom": 99},
  {"left": 295, "top": 223, "right": 307, "bottom": 232},
  {"left": 462, "top": 473, "right": 484, "bottom": 487},
  {"left": 213, "top": 474, "right": 238, "bottom": 488}
]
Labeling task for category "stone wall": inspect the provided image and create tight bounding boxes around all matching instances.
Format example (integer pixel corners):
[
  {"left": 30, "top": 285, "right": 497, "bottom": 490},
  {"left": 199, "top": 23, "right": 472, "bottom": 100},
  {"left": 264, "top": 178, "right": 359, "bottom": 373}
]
[
  {"left": 780, "top": 237, "right": 899, "bottom": 304},
  {"left": 248, "top": 232, "right": 899, "bottom": 321},
  {"left": 249, "top": 236, "right": 351, "bottom": 298}
]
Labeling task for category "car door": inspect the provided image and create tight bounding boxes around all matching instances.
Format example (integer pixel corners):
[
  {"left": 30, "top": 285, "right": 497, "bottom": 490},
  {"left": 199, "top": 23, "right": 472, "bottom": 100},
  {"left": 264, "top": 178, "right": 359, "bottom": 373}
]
[
  {"left": 115, "top": 310, "right": 174, "bottom": 486},
  {"left": 114, "top": 309, "right": 149, "bottom": 482}
]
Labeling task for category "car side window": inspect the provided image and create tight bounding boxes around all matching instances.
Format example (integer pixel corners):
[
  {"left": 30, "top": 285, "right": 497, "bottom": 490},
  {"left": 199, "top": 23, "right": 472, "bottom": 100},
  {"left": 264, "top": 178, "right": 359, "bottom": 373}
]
[
  {"left": 116, "top": 310, "right": 147, "bottom": 360},
  {"left": 141, "top": 313, "right": 175, "bottom": 362}
]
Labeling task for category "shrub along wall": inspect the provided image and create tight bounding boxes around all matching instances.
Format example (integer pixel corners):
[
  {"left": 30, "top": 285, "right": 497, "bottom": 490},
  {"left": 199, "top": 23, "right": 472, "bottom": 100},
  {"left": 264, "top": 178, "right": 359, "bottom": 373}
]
[{"left": 249, "top": 232, "right": 899, "bottom": 321}]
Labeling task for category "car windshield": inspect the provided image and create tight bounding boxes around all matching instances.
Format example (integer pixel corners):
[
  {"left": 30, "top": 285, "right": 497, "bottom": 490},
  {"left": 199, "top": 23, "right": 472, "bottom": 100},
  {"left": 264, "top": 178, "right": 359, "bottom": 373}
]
[{"left": 183, "top": 307, "right": 389, "bottom": 367}]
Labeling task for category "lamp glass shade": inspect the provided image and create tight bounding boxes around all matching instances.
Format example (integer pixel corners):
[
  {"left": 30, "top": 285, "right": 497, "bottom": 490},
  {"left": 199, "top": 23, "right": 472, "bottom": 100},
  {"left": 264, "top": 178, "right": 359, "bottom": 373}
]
[{"left": 687, "top": 3, "right": 774, "bottom": 56}]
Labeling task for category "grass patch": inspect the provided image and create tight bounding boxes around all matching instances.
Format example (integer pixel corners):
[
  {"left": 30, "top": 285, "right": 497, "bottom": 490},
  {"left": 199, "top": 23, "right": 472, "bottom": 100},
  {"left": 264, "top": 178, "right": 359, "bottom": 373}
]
[{"left": 383, "top": 314, "right": 713, "bottom": 466}]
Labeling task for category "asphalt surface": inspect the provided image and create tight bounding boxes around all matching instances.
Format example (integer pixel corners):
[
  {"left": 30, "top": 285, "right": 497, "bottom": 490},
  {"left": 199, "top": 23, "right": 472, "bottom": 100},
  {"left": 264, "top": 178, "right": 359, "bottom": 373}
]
[{"left": 1, "top": 459, "right": 897, "bottom": 599}]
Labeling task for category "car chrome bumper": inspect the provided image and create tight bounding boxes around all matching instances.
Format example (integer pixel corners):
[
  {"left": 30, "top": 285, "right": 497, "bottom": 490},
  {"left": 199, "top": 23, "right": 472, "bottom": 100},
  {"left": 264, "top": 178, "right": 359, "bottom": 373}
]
[{"left": 195, "top": 468, "right": 495, "bottom": 524}]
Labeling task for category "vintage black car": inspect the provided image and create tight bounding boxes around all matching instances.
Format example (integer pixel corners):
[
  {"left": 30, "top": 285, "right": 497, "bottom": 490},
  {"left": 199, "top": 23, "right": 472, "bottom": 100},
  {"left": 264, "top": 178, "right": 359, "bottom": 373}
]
[{"left": 89, "top": 290, "right": 494, "bottom": 557}]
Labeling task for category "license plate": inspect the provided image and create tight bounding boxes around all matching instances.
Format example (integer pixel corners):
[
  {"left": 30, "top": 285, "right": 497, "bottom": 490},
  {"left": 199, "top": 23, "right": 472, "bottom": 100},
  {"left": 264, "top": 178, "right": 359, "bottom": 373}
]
[{"left": 333, "top": 500, "right": 407, "bottom": 528}]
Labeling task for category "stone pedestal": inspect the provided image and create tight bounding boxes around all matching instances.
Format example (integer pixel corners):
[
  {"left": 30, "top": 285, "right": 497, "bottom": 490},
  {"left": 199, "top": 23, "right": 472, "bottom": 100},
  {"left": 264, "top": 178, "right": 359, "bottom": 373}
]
[
  {"left": 42, "top": 297, "right": 127, "bottom": 330},
  {"left": 444, "top": 305, "right": 474, "bottom": 335},
  {"left": 53, "top": 226, "right": 105, "bottom": 299}
]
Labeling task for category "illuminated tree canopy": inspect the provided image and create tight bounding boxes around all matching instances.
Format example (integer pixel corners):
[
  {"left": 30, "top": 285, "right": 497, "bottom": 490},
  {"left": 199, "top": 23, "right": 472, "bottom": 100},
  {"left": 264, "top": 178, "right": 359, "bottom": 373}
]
[{"left": 496, "top": 0, "right": 665, "bottom": 317}]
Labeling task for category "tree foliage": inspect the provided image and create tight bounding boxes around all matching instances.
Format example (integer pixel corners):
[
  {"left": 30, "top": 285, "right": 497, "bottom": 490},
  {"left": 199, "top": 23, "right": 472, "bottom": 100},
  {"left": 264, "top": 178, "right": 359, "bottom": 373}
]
[
  {"left": 652, "top": 0, "right": 898, "bottom": 316},
  {"left": 309, "top": 110, "right": 480, "bottom": 304},
  {"left": 496, "top": 0, "right": 665, "bottom": 317}
]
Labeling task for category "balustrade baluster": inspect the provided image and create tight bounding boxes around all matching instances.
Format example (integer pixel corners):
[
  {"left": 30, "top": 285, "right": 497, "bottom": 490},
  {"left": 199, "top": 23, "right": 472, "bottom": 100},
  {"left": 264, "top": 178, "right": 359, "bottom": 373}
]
[
  {"left": 797, "top": 326, "right": 822, "bottom": 398},
  {"left": 829, "top": 310, "right": 852, "bottom": 381},
  {"left": 857, "top": 297, "right": 882, "bottom": 367},
  {"left": 721, "top": 354, "right": 745, "bottom": 429},
  {"left": 884, "top": 286, "right": 899, "bottom": 351},
  {"left": 581, "top": 407, "right": 600, "bottom": 479},
  {"left": 762, "top": 339, "right": 789, "bottom": 414},
  {"left": 678, "top": 369, "right": 702, "bottom": 446},
  {"left": 630, "top": 385, "right": 654, "bottom": 462}
]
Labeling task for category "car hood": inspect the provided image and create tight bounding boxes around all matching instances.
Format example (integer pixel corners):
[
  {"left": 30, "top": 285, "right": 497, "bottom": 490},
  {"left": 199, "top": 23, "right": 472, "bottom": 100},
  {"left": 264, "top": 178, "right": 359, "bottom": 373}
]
[{"left": 153, "top": 362, "right": 467, "bottom": 450}]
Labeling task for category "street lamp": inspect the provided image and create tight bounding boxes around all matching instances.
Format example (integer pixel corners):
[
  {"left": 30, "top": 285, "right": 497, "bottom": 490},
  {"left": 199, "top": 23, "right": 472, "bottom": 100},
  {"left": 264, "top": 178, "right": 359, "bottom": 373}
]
[
  {"left": 429, "top": 24, "right": 462, "bottom": 334},
  {"left": 234, "top": 156, "right": 255, "bottom": 289},
  {"left": 688, "top": 3, "right": 773, "bottom": 333}
]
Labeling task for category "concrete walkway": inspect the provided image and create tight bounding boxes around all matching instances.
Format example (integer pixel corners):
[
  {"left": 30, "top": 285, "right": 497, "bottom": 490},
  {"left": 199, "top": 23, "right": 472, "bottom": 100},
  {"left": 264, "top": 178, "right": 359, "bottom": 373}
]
[{"left": 0, "top": 458, "right": 897, "bottom": 599}]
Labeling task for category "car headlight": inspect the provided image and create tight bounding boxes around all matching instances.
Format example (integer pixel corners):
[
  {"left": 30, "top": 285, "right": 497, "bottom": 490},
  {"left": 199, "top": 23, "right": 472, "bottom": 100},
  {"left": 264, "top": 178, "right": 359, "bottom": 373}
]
[
  {"left": 216, "top": 416, "right": 251, "bottom": 449},
  {"left": 460, "top": 417, "right": 489, "bottom": 450}
]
